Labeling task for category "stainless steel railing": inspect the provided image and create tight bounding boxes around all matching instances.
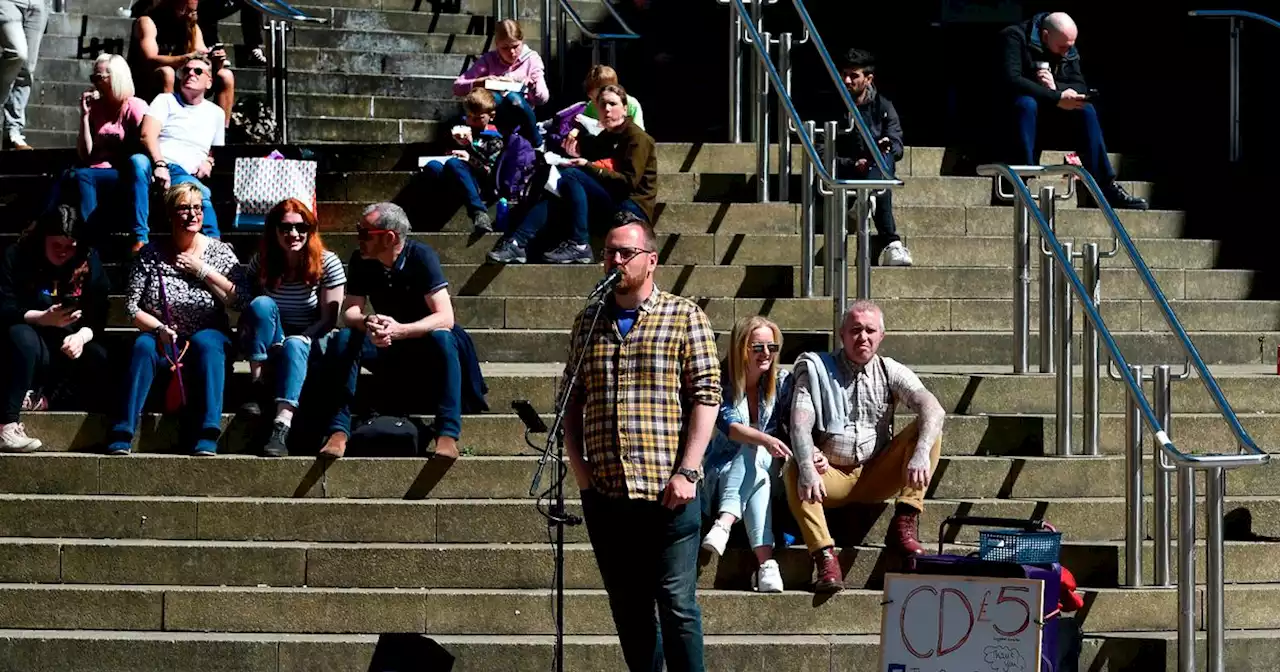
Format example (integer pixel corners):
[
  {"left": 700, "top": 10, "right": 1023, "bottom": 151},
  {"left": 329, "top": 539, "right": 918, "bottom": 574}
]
[
  {"left": 521, "top": 0, "right": 640, "bottom": 97},
  {"left": 724, "top": 0, "right": 902, "bottom": 335},
  {"left": 979, "top": 163, "right": 1270, "bottom": 672},
  {"left": 1188, "top": 10, "right": 1280, "bottom": 162},
  {"left": 243, "top": 0, "right": 327, "bottom": 144}
]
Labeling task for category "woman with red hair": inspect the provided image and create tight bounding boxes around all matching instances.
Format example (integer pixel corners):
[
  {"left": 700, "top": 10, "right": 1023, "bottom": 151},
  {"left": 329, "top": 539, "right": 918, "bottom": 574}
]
[{"left": 239, "top": 199, "right": 345, "bottom": 456}]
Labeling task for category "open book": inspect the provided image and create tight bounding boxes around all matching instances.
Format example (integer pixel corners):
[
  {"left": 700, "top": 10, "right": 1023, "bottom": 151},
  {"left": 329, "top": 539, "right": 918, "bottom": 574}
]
[
  {"left": 483, "top": 79, "right": 526, "bottom": 94},
  {"left": 574, "top": 114, "right": 603, "bottom": 136}
]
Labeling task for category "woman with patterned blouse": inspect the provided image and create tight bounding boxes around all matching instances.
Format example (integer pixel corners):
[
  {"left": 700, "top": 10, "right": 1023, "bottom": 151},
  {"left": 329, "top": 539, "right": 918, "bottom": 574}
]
[{"left": 107, "top": 183, "right": 246, "bottom": 455}]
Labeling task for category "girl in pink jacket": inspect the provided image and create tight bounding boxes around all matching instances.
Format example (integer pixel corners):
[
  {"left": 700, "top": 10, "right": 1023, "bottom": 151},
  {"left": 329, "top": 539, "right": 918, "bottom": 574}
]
[{"left": 453, "top": 19, "right": 549, "bottom": 145}]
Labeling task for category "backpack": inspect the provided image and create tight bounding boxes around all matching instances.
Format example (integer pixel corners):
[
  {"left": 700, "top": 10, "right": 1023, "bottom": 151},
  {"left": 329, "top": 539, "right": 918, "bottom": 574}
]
[
  {"left": 494, "top": 129, "right": 540, "bottom": 205},
  {"left": 546, "top": 101, "right": 587, "bottom": 151}
]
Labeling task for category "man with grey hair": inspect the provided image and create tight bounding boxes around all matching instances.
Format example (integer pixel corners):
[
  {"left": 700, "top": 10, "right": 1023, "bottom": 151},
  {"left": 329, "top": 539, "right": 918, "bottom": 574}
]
[
  {"left": 318, "top": 202, "right": 464, "bottom": 460},
  {"left": 783, "top": 299, "right": 946, "bottom": 593},
  {"left": 1000, "top": 11, "right": 1147, "bottom": 210}
]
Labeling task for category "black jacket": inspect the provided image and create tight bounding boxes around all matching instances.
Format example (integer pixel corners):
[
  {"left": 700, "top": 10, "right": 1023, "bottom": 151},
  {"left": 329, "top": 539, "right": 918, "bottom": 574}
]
[
  {"left": 1000, "top": 12, "right": 1088, "bottom": 105},
  {"left": 0, "top": 243, "right": 109, "bottom": 333},
  {"left": 830, "top": 86, "right": 903, "bottom": 178}
]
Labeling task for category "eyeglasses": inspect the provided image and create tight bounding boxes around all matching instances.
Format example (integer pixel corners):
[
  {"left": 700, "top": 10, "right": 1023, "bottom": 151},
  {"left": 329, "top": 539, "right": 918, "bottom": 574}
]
[
  {"left": 182, "top": 66, "right": 206, "bottom": 77},
  {"left": 276, "top": 221, "right": 312, "bottom": 235},
  {"left": 601, "top": 246, "right": 654, "bottom": 263},
  {"left": 173, "top": 204, "right": 202, "bottom": 215},
  {"left": 750, "top": 342, "right": 780, "bottom": 354},
  {"left": 90, "top": 73, "right": 110, "bottom": 81},
  {"left": 357, "top": 227, "right": 394, "bottom": 241}
]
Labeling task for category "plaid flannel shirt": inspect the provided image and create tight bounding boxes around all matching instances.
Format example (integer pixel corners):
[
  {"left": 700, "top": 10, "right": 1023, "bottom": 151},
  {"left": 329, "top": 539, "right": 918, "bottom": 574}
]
[{"left": 564, "top": 287, "right": 722, "bottom": 500}]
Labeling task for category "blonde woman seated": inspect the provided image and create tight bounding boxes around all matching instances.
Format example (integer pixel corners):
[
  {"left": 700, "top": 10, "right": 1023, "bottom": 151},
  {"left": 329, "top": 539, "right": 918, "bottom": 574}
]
[{"left": 700, "top": 316, "right": 801, "bottom": 593}]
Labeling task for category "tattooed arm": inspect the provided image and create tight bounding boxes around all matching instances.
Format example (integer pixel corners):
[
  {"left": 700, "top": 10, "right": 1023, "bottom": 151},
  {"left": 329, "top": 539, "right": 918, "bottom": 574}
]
[
  {"left": 790, "top": 381, "right": 826, "bottom": 503},
  {"left": 901, "top": 387, "right": 946, "bottom": 489}
]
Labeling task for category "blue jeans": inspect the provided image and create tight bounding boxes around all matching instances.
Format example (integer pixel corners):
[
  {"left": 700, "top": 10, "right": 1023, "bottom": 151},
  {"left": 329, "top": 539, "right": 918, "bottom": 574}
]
[
  {"left": 496, "top": 90, "right": 541, "bottom": 145},
  {"left": 425, "top": 157, "right": 487, "bottom": 216},
  {"left": 513, "top": 167, "right": 644, "bottom": 246},
  {"left": 1012, "top": 95, "right": 1114, "bottom": 182},
  {"left": 581, "top": 488, "right": 705, "bottom": 672},
  {"left": 111, "top": 328, "right": 231, "bottom": 451},
  {"left": 240, "top": 295, "right": 333, "bottom": 407},
  {"left": 168, "top": 163, "right": 220, "bottom": 237},
  {"left": 74, "top": 153, "right": 151, "bottom": 241},
  {"left": 702, "top": 444, "right": 775, "bottom": 549},
  {"left": 324, "top": 326, "right": 463, "bottom": 440}
]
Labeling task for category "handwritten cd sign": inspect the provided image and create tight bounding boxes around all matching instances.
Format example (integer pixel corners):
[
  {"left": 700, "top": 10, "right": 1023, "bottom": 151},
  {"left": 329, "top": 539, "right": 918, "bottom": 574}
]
[{"left": 879, "top": 573, "right": 1044, "bottom": 672}]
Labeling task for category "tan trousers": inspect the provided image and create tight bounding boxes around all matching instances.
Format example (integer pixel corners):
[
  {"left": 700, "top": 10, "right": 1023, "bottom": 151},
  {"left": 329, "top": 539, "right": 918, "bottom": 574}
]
[{"left": 783, "top": 420, "right": 942, "bottom": 552}]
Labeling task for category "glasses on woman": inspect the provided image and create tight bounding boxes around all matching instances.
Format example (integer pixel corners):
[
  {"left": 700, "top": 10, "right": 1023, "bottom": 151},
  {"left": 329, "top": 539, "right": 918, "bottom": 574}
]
[
  {"left": 750, "top": 342, "right": 780, "bottom": 354},
  {"left": 90, "top": 72, "right": 110, "bottom": 82},
  {"left": 174, "top": 204, "right": 202, "bottom": 216},
  {"left": 277, "top": 221, "right": 312, "bottom": 235}
]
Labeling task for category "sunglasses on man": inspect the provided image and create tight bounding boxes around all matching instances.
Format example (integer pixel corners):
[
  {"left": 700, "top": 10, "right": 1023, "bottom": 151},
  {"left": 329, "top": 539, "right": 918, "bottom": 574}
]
[{"left": 357, "top": 227, "right": 394, "bottom": 241}]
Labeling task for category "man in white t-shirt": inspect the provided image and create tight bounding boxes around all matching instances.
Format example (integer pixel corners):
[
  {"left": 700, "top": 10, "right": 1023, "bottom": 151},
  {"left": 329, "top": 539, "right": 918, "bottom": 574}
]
[{"left": 140, "top": 54, "right": 225, "bottom": 238}]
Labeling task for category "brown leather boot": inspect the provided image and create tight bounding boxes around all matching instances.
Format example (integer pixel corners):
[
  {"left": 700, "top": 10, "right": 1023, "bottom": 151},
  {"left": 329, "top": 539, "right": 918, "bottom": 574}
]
[
  {"left": 319, "top": 432, "right": 347, "bottom": 459},
  {"left": 812, "top": 546, "right": 844, "bottom": 593},
  {"left": 886, "top": 503, "right": 926, "bottom": 556}
]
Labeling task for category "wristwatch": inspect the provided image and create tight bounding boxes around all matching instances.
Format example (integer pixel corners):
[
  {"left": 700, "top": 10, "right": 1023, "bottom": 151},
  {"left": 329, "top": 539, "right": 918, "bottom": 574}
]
[{"left": 676, "top": 467, "right": 703, "bottom": 484}]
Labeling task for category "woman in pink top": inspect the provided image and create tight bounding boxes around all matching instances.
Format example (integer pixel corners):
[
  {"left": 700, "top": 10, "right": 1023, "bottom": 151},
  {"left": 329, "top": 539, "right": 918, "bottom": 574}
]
[
  {"left": 72, "top": 54, "right": 152, "bottom": 249},
  {"left": 453, "top": 19, "right": 548, "bottom": 145}
]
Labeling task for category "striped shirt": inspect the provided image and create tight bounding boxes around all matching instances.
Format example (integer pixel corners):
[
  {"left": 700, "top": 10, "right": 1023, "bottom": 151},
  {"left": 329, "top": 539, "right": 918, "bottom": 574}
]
[
  {"left": 564, "top": 287, "right": 722, "bottom": 501},
  {"left": 793, "top": 352, "right": 925, "bottom": 467},
  {"left": 248, "top": 250, "right": 346, "bottom": 333}
]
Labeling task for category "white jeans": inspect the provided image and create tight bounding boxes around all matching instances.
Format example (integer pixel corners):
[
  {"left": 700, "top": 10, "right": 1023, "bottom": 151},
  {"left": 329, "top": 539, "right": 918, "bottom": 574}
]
[{"left": 0, "top": 0, "right": 47, "bottom": 139}]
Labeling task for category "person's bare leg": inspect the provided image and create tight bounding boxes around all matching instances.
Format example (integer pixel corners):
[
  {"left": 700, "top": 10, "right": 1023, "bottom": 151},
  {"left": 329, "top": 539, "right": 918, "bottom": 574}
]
[
  {"left": 157, "top": 65, "right": 175, "bottom": 93},
  {"left": 215, "top": 67, "right": 235, "bottom": 126},
  {"left": 752, "top": 545, "right": 773, "bottom": 566}
]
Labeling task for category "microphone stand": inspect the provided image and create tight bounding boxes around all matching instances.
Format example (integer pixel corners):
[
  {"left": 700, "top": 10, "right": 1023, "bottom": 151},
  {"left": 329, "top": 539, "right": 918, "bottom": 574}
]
[{"left": 528, "top": 291, "right": 608, "bottom": 672}]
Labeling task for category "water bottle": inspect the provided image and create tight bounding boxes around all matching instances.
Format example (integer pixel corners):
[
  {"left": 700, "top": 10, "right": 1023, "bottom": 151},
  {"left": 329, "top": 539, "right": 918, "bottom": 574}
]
[{"left": 495, "top": 198, "right": 509, "bottom": 231}]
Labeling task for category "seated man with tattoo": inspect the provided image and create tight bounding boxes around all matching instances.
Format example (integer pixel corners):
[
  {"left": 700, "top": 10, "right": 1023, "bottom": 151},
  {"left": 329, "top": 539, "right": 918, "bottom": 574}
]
[{"left": 783, "top": 299, "right": 946, "bottom": 593}]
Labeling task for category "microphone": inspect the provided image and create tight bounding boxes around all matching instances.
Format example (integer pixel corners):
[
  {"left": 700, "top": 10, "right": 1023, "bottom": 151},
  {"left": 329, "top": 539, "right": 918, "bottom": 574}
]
[{"left": 586, "top": 268, "right": 623, "bottom": 302}]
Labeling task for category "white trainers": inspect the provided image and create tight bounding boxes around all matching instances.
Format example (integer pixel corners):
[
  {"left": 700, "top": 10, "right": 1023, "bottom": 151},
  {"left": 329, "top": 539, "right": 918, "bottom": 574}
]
[
  {"left": 753, "top": 559, "right": 784, "bottom": 593},
  {"left": 700, "top": 520, "right": 732, "bottom": 556},
  {"left": 0, "top": 422, "right": 42, "bottom": 452},
  {"left": 882, "top": 240, "right": 913, "bottom": 267}
]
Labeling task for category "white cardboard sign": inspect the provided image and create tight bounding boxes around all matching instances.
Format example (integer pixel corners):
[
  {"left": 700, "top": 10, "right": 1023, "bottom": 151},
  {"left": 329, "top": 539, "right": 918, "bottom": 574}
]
[{"left": 879, "top": 573, "right": 1045, "bottom": 672}]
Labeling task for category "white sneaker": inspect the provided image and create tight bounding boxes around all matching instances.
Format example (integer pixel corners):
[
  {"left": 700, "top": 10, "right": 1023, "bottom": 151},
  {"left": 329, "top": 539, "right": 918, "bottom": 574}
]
[
  {"left": 700, "top": 520, "right": 732, "bottom": 556},
  {"left": 0, "top": 422, "right": 42, "bottom": 452},
  {"left": 882, "top": 240, "right": 913, "bottom": 267},
  {"left": 753, "top": 559, "right": 783, "bottom": 593}
]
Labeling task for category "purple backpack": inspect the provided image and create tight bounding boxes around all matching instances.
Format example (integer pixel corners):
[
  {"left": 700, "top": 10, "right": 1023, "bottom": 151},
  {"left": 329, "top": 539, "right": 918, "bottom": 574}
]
[
  {"left": 546, "top": 102, "right": 587, "bottom": 151},
  {"left": 495, "top": 129, "right": 539, "bottom": 205}
]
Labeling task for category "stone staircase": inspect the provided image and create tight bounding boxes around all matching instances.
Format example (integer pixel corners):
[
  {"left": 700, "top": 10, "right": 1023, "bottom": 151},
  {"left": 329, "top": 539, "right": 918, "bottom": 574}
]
[{"left": 0, "top": 140, "right": 1279, "bottom": 670}]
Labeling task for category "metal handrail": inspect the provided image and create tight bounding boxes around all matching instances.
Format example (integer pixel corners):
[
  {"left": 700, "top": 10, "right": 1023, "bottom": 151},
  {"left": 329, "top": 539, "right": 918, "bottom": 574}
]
[
  {"left": 540, "top": 0, "right": 641, "bottom": 97},
  {"left": 557, "top": 0, "right": 641, "bottom": 41},
  {"left": 1188, "top": 9, "right": 1280, "bottom": 162},
  {"left": 243, "top": 0, "right": 326, "bottom": 23}
]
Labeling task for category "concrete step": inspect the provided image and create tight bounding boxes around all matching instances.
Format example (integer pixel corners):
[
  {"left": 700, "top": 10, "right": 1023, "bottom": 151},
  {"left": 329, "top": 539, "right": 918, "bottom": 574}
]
[
  {"left": 43, "top": 13, "right": 498, "bottom": 46},
  {"left": 0, "top": 493, "right": 1277, "bottom": 544},
  {"left": 3, "top": 535, "right": 1279, "bottom": 591},
  {"left": 55, "top": 0, "right": 566, "bottom": 18},
  {"left": 6, "top": 451, "right": 1280, "bottom": 501},
  {"left": 0, "top": 582, "right": 1261, "bottom": 634}
]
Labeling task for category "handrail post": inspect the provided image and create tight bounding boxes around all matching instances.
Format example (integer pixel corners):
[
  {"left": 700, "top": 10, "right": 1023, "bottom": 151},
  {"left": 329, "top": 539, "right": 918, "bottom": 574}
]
[
  {"left": 748, "top": 0, "right": 763, "bottom": 143},
  {"left": 727, "top": 6, "right": 742, "bottom": 142},
  {"left": 1039, "top": 184, "right": 1057, "bottom": 373},
  {"left": 1177, "top": 464, "right": 1197, "bottom": 672},
  {"left": 266, "top": 19, "right": 278, "bottom": 136},
  {"left": 1055, "top": 241, "right": 1074, "bottom": 456},
  {"left": 541, "top": 0, "right": 552, "bottom": 75},
  {"left": 1205, "top": 466, "right": 1227, "bottom": 672},
  {"left": 823, "top": 122, "right": 846, "bottom": 341},
  {"left": 854, "top": 189, "right": 871, "bottom": 300},
  {"left": 556, "top": 0, "right": 567, "bottom": 105},
  {"left": 278, "top": 22, "right": 290, "bottom": 144},
  {"left": 800, "top": 120, "right": 816, "bottom": 298},
  {"left": 776, "top": 32, "right": 792, "bottom": 202},
  {"left": 1081, "top": 242, "right": 1101, "bottom": 455},
  {"left": 1153, "top": 364, "right": 1174, "bottom": 587},
  {"left": 1012, "top": 199, "right": 1031, "bottom": 374},
  {"left": 755, "top": 30, "right": 771, "bottom": 202},
  {"left": 1124, "top": 363, "right": 1144, "bottom": 587},
  {"left": 1229, "top": 17, "right": 1241, "bottom": 162}
]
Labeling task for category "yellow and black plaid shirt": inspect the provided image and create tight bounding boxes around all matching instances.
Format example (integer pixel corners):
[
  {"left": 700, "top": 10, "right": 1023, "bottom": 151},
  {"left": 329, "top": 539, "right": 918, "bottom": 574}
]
[{"left": 564, "top": 287, "right": 722, "bottom": 500}]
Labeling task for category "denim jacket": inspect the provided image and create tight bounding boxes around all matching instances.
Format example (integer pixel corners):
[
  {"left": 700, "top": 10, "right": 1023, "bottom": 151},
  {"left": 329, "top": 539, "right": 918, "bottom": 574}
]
[{"left": 705, "top": 368, "right": 792, "bottom": 468}]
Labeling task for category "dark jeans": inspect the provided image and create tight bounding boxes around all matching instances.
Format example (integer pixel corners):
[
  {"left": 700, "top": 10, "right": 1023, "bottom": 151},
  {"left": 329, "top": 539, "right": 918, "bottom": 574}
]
[
  {"left": 495, "top": 91, "right": 541, "bottom": 146},
  {"left": 1012, "top": 95, "right": 1114, "bottom": 182},
  {"left": 513, "top": 167, "right": 645, "bottom": 246},
  {"left": 424, "top": 157, "right": 487, "bottom": 216},
  {"left": 197, "top": 0, "right": 264, "bottom": 48},
  {"left": 581, "top": 488, "right": 705, "bottom": 672},
  {"left": 111, "top": 328, "right": 231, "bottom": 442},
  {"left": 74, "top": 153, "right": 151, "bottom": 241},
  {"left": 2, "top": 323, "right": 109, "bottom": 423},
  {"left": 323, "top": 326, "right": 463, "bottom": 440}
]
